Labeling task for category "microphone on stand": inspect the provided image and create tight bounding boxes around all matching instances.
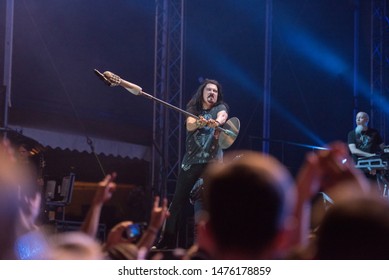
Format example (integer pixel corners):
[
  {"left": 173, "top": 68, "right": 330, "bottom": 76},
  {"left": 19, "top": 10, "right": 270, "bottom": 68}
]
[
  {"left": 102, "top": 71, "right": 142, "bottom": 96},
  {"left": 93, "top": 69, "right": 112, "bottom": 86}
]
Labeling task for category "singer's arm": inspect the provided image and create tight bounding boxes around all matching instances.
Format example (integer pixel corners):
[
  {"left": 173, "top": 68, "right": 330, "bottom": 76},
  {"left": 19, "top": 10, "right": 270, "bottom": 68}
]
[
  {"left": 215, "top": 110, "right": 228, "bottom": 125},
  {"left": 187, "top": 116, "right": 206, "bottom": 131},
  {"left": 187, "top": 110, "right": 227, "bottom": 131},
  {"left": 206, "top": 110, "right": 228, "bottom": 129}
]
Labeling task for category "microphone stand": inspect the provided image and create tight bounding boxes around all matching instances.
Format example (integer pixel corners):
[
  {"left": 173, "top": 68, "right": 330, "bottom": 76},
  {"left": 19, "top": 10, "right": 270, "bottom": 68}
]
[
  {"left": 86, "top": 136, "right": 106, "bottom": 177},
  {"left": 94, "top": 69, "right": 239, "bottom": 138}
]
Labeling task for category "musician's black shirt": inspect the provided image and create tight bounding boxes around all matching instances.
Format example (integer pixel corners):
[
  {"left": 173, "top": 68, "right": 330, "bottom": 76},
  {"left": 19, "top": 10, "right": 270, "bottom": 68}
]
[
  {"left": 347, "top": 127, "right": 383, "bottom": 162},
  {"left": 182, "top": 103, "right": 227, "bottom": 166}
]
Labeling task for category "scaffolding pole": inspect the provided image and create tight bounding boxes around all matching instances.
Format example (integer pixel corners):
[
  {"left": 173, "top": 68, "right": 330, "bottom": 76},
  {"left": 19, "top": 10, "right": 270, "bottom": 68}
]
[{"left": 2, "top": 0, "right": 14, "bottom": 130}]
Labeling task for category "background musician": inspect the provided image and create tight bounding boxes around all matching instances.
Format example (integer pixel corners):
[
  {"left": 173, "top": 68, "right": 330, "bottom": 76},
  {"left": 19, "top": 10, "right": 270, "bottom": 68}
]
[
  {"left": 347, "top": 111, "right": 385, "bottom": 190},
  {"left": 347, "top": 111, "right": 385, "bottom": 163}
]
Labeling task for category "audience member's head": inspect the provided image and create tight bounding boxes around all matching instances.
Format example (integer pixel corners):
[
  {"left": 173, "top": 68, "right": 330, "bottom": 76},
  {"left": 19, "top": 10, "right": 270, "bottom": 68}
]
[
  {"left": 106, "top": 242, "right": 139, "bottom": 260},
  {"left": 198, "top": 150, "right": 296, "bottom": 259},
  {"left": 0, "top": 139, "right": 37, "bottom": 259},
  {"left": 0, "top": 180, "right": 20, "bottom": 259},
  {"left": 49, "top": 231, "right": 104, "bottom": 260},
  {"left": 315, "top": 196, "right": 389, "bottom": 259}
]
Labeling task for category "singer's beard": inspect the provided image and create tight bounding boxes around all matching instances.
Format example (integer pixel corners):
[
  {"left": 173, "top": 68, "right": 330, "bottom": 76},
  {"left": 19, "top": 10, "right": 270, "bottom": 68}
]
[
  {"left": 207, "top": 95, "right": 216, "bottom": 104},
  {"left": 355, "top": 125, "right": 364, "bottom": 135}
]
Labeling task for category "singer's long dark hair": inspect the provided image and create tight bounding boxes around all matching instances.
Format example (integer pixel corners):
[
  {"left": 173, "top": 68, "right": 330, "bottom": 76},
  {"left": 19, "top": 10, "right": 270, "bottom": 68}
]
[{"left": 186, "top": 79, "right": 228, "bottom": 115}]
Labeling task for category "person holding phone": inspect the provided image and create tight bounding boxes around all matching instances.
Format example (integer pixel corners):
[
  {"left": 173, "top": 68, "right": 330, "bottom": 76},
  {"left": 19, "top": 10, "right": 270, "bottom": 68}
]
[{"left": 102, "top": 196, "right": 169, "bottom": 259}]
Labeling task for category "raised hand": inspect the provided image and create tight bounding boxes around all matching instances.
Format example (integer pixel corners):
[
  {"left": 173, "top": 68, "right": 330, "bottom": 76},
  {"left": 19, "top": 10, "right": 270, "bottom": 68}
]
[
  {"left": 93, "top": 172, "right": 117, "bottom": 205},
  {"left": 148, "top": 196, "right": 170, "bottom": 232}
]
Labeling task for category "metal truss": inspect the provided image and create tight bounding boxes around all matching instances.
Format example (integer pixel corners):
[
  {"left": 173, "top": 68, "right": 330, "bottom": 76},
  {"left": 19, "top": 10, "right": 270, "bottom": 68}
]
[
  {"left": 152, "top": 0, "right": 184, "bottom": 199},
  {"left": 371, "top": 0, "right": 389, "bottom": 142}
]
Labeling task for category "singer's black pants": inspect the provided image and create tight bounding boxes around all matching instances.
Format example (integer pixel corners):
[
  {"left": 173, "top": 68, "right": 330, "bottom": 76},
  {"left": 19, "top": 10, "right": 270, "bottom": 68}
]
[{"left": 160, "top": 163, "right": 207, "bottom": 249}]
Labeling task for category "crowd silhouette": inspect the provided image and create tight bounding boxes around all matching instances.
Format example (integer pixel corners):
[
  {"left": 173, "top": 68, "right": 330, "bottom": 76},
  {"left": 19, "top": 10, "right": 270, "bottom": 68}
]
[{"left": 1, "top": 138, "right": 388, "bottom": 260}]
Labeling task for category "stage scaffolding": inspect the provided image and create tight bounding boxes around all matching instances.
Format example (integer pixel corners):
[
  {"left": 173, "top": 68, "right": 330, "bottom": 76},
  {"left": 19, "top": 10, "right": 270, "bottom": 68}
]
[
  {"left": 2, "top": 0, "right": 14, "bottom": 130},
  {"left": 370, "top": 0, "right": 389, "bottom": 143},
  {"left": 152, "top": 0, "right": 184, "bottom": 199}
]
